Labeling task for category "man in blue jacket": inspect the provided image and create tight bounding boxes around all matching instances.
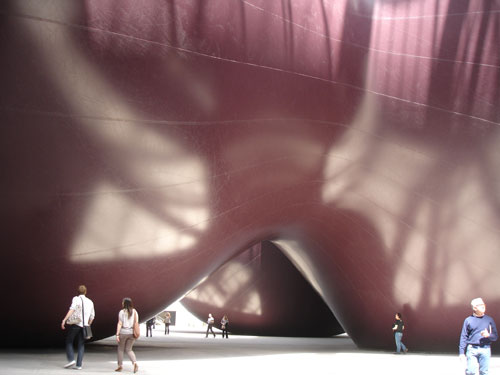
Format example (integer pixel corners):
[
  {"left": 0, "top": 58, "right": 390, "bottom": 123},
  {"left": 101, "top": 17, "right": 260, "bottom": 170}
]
[{"left": 459, "top": 298, "right": 498, "bottom": 375}]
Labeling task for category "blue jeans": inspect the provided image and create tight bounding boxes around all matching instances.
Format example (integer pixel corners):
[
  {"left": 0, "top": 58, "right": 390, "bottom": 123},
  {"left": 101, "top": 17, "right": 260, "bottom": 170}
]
[
  {"left": 394, "top": 332, "right": 407, "bottom": 353},
  {"left": 466, "top": 345, "right": 490, "bottom": 375},
  {"left": 65, "top": 325, "right": 85, "bottom": 366}
]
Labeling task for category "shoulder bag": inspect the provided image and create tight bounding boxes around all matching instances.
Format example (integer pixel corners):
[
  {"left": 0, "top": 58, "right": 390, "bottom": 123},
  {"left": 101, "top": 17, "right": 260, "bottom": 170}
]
[
  {"left": 81, "top": 297, "right": 93, "bottom": 340},
  {"left": 133, "top": 310, "right": 140, "bottom": 339}
]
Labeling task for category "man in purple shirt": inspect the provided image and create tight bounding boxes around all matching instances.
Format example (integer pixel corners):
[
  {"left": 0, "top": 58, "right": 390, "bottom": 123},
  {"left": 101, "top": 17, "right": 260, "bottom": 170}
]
[{"left": 459, "top": 298, "right": 498, "bottom": 375}]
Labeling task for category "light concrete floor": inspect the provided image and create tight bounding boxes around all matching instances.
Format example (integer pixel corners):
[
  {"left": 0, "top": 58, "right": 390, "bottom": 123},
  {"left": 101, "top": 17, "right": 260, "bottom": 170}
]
[{"left": 1, "top": 327, "right": 499, "bottom": 375}]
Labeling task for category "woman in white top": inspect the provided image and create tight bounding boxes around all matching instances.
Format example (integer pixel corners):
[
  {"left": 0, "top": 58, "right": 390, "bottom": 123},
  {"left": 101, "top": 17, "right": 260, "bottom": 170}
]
[{"left": 115, "top": 298, "right": 139, "bottom": 373}]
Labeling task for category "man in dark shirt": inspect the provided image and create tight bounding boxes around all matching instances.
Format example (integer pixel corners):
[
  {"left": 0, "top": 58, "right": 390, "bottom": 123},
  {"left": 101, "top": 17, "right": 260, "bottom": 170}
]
[
  {"left": 459, "top": 298, "right": 498, "bottom": 375},
  {"left": 392, "top": 312, "right": 408, "bottom": 354},
  {"left": 146, "top": 317, "right": 155, "bottom": 337}
]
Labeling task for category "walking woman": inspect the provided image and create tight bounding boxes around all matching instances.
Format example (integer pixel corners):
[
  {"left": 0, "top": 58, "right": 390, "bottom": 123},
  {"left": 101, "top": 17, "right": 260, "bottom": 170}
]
[
  {"left": 392, "top": 312, "right": 408, "bottom": 354},
  {"left": 221, "top": 314, "right": 229, "bottom": 338},
  {"left": 164, "top": 312, "right": 171, "bottom": 335},
  {"left": 116, "top": 298, "right": 139, "bottom": 373}
]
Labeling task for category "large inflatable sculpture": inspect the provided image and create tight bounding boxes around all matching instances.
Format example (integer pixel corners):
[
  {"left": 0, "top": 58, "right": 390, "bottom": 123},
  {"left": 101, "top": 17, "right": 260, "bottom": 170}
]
[{"left": 1, "top": 0, "right": 499, "bottom": 351}]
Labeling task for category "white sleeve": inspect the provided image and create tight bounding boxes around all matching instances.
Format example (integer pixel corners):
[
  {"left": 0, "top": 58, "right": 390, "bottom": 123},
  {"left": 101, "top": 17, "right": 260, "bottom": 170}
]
[
  {"left": 89, "top": 301, "right": 95, "bottom": 320},
  {"left": 69, "top": 296, "right": 80, "bottom": 311}
]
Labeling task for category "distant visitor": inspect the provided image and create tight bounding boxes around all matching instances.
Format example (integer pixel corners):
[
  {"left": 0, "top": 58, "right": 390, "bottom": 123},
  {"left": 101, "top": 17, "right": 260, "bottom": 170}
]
[
  {"left": 206, "top": 313, "right": 216, "bottom": 338},
  {"left": 392, "top": 312, "right": 408, "bottom": 354}
]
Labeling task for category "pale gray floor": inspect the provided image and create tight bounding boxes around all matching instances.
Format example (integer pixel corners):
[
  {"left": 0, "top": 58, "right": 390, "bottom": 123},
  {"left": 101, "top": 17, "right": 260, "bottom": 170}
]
[{"left": 1, "top": 326, "right": 499, "bottom": 375}]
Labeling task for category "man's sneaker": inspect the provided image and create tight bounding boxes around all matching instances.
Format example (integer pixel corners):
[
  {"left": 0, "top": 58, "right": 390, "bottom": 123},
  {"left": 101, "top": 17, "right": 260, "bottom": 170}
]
[
  {"left": 74, "top": 367, "right": 82, "bottom": 370},
  {"left": 64, "top": 360, "right": 76, "bottom": 368}
]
